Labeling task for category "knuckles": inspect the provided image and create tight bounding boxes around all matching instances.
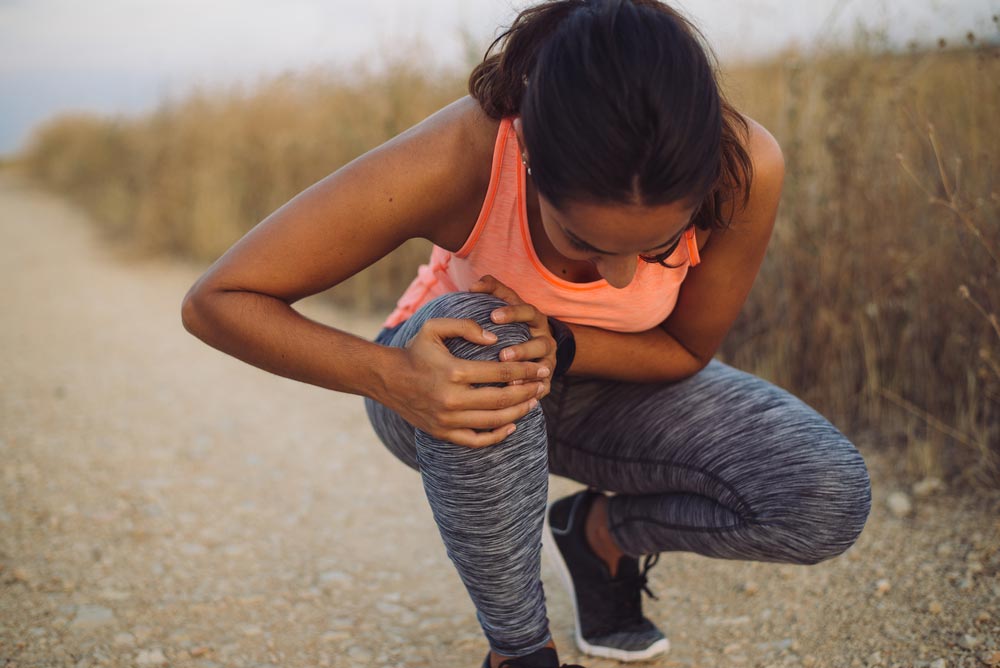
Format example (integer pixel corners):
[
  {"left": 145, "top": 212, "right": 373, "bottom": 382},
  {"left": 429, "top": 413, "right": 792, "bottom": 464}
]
[{"left": 439, "top": 393, "right": 460, "bottom": 412}]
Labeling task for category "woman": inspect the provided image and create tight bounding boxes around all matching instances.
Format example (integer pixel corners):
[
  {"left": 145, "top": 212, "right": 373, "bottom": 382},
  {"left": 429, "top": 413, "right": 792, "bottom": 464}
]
[{"left": 181, "top": 1, "right": 873, "bottom": 667}]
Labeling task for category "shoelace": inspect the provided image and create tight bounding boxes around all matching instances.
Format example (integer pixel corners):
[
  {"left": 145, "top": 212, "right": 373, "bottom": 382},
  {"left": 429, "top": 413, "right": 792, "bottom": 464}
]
[
  {"left": 587, "top": 552, "right": 661, "bottom": 637},
  {"left": 635, "top": 553, "right": 661, "bottom": 600}
]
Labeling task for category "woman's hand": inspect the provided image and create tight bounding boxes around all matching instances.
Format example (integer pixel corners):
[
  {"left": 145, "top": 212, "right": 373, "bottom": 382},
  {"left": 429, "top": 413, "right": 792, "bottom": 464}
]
[
  {"left": 380, "top": 317, "right": 550, "bottom": 449},
  {"left": 470, "top": 275, "right": 557, "bottom": 399}
]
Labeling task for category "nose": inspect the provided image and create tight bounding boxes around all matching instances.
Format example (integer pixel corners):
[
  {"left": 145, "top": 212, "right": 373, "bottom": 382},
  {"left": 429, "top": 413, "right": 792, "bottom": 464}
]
[{"left": 595, "top": 255, "right": 637, "bottom": 289}]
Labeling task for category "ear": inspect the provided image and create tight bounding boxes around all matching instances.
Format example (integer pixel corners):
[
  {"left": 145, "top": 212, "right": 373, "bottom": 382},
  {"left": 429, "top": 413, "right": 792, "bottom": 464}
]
[{"left": 512, "top": 116, "right": 528, "bottom": 163}]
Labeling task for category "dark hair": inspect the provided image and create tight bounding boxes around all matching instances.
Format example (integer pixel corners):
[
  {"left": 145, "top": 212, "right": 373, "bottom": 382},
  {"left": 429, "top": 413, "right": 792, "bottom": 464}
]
[{"left": 468, "top": 0, "right": 753, "bottom": 231}]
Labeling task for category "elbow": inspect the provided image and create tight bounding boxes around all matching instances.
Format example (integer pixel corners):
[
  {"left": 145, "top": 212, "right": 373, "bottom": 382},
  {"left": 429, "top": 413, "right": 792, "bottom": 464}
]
[
  {"left": 677, "top": 350, "right": 711, "bottom": 381},
  {"left": 180, "top": 284, "right": 209, "bottom": 338},
  {"left": 692, "top": 352, "right": 713, "bottom": 376},
  {"left": 666, "top": 332, "right": 714, "bottom": 381}
]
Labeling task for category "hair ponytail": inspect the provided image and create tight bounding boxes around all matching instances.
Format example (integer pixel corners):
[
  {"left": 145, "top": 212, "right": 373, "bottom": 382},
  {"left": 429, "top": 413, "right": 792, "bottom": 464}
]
[
  {"left": 468, "top": 1, "right": 581, "bottom": 119},
  {"left": 468, "top": 0, "right": 753, "bottom": 230}
]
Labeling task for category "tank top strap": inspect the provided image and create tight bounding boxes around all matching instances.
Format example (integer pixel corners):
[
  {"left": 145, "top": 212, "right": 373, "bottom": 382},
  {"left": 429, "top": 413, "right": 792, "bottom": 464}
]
[
  {"left": 453, "top": 117, "right": 519, "bottom": 259},
  {"left": 684, "top": 227, "right": 701, "bottom": 267}
]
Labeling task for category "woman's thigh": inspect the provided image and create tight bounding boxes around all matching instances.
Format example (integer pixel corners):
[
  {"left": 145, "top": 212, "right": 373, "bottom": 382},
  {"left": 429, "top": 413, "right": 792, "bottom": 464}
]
[{"left": 539, "top": 359, "right": 873, "bottom": 562}]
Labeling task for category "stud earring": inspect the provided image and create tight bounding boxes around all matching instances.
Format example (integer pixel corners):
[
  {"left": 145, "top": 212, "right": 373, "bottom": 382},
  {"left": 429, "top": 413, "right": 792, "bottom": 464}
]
[{"left": 521, "top": 153, "right": 532, "bottom": 176}]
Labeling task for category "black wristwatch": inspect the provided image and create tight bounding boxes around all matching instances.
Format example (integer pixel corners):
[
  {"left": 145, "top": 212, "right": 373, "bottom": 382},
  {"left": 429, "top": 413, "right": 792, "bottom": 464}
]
[{"left": 547, "top": 316, "right": 576, "bottom": 378}]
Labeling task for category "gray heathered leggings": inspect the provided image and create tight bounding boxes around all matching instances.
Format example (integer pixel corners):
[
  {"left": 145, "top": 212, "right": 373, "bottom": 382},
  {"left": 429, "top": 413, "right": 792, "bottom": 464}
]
[{"left": 363, "top": 292, "right": 872, "bottom": 658}]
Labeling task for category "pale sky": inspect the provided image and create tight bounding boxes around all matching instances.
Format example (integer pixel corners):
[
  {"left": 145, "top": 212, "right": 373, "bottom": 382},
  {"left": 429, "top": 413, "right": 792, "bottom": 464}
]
[{"left": 0, "top": 0, "right": 994, "bottom": 156}]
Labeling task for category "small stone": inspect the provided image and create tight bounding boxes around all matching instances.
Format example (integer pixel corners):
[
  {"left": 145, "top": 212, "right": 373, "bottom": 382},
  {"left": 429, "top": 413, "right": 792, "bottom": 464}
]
[
  {"left": 135, "top": 649, "right": 168, "bottom": 666},
  {"left": 930, "top": 659, "right": 947, "bottom": 668},
  {"left": 742, "top": 581, "right": 759, "bottom": 595},
  {"left": 375, "top": 601, "right": 404, "bottom": 615},
  {"left": 867, "top": 650, "right": 884, "bottom": 666},
  {"left": 961, "top": 635, "right": 981, "bottom": 650},
  {"left": 167, "top": 628, "right": 192, "bottom": 643},
  {"left": 937, "top": 543, "right": 954, "bottom": 557},
  {"left": 975, "top": 611, "right": 991, "bottom": 624},
  {"left": 318, "top": 570, "right": 351, "bottom": 586},
  {"left": 803, "top": 656, "right": 818, "bottom": 667},
  {"left": 874, "top": 579, "right": 891, "bottom": 596},
  {"left": 328, "top": 616, "right": 354, "bottom": 630},
  {"left": 978, "top": 650, "right": 1000, "bottom": 666},
  {"left": 190, "top": 647, "right": 211, "bottom": 657},
  {"left": 346, "top": 646, "right": 373, "bottom": 662},
  {"left": 928, "top": 600, "right": 943, "bottom": 614},
  {"left": 11, "top": 567, "right": 29, "bottom": 582},
  {"left": 112, "top": 633, "right": 135, "bottom": 647},
  {"left": 98, "top": 589, "right": 131, "bottom": 601},
  {"left": 723, "top": 643, "right": 742, "bottom": 654},
  {"left": 912, "top": 477, "right": 944, "bottom": 497},
  {"left": 240, "top": 624, "right": 262, "bottom": 637},
  {"left": 179, "top": 542, "right": 207, "bottom": 556},
  {"left": 70, "top": 605, "right": 115, "bottom": 628},
  {"left": 887, "top": 491, "right": 912, "bottom": 517}
]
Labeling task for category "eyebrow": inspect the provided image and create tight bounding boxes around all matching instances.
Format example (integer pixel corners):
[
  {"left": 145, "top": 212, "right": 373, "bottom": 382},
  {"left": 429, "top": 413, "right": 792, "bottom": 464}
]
[{"left": 562, "top": 225, "right": 687, "bottom": 256}]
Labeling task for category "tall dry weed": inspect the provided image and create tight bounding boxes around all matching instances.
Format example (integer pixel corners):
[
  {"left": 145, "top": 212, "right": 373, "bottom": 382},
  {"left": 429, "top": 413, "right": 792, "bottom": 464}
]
[
  {"left": 19, "top": 53, "right": 466, "bottom": 310},
  {"left": 722, "top": 44, "right": 999, "bottom": 486}
]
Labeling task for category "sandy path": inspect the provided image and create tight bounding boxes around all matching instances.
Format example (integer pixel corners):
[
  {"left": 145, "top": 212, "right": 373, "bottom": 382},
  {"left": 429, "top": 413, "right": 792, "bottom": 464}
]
[{"left": 0, "top": 169, "right": 997, "bottom": 668}]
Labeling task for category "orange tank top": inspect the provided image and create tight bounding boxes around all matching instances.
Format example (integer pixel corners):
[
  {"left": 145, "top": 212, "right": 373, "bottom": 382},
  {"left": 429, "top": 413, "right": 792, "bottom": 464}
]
[{"left": 382, "top": 117, "right": 701, "bottom": 333}]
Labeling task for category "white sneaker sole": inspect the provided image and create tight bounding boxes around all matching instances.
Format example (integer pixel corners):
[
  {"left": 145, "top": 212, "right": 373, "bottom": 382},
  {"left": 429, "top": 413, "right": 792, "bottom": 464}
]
[{"left": 542, "top": 499, "right": 671, "bottom": 663}]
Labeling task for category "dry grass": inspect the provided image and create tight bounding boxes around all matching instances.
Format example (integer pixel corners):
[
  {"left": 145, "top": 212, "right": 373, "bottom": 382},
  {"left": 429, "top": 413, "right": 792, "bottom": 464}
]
[
  {"left": 15, "top": 40, "right": 999, "bottom": 488},
  {"left": 720, "top": 44, "right": 999, "bottom": 488}
]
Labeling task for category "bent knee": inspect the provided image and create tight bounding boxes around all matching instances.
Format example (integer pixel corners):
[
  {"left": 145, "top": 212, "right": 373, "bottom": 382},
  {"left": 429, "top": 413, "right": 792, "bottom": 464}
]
[
  {"left": 758, "top": 441, "right": 873, "bottom": 565},
  {"left": 793, "top": 458, "right": 872, "bottom": 564}
]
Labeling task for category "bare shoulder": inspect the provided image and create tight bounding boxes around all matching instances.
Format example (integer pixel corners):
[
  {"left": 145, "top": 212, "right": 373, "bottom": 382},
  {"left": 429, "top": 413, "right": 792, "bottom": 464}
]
[
  {"left": 394, "top": 95, "right": 499, "bottom": 187},
  {"left": 419, "top": 96, "right": 503, "bottom": 250},
  {"left": 695, "top": 115, "right": 784, "bottom": 249},
  {"left": 742, "top": 115, "right": 785, "bottom": 205}
]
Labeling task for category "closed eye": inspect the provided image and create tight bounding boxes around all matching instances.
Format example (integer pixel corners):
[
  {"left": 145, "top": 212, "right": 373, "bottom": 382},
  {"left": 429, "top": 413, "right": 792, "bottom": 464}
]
[
  {"left": 638, "top": 224, "right": 696, "bottom": 267},
  {"left": 638, "top": 236, "right": 683, "bottom": 264}
]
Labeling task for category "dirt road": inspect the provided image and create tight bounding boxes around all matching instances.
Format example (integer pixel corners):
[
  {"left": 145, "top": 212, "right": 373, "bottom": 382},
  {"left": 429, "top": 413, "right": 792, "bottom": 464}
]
[{"left": 1, "top": 169, "right": 997, "bottom": 668}]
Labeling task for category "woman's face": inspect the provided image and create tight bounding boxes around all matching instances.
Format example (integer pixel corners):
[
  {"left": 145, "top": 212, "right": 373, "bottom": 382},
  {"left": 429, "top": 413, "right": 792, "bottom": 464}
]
[
  {"left": 513, "top": 117, "right": 697, "bottom": 289},
  {"left": 537, "top": 194, "right": 697, "bottom": 289}
]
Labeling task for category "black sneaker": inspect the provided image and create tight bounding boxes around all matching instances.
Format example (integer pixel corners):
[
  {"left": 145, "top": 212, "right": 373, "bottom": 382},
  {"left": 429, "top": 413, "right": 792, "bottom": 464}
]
[
  {"left": 479, "top": 646, "right": 585, "bottom": 668},
  {"left": 542, "top": 489, "right": 670, "bottom": 662}
]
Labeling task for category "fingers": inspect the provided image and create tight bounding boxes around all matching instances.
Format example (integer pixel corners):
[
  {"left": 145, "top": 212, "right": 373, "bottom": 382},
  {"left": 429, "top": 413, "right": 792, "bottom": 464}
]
[
  {"left": 451, "top": 381, "right": 545, "bottom": 410},
  {"left": 497, "top": 336, "right": 555, "bottom": 363},
  {"left": 437, "top": 394, "right": 545, "bottom": 448},
  {"left": 440, "top": 399, "right": 539, "bottom": 432},
  {"left": 470, "top": 275, "right": 523, "bottom": 305},
  {"left": 489, "top": 303, "right": 540, "bottom": 325},
  {"left": 421, "top": 317, "right": 498, "bottom": 346},
  {"left": 453, "top": 358, "right": 550, "bottom": 385}
]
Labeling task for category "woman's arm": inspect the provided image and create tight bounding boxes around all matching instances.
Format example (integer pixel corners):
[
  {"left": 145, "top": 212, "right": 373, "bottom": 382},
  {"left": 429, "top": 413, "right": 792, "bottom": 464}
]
[
  {"left": 181, "top": 96, "right": 548, "bottom": 447},
  {"left": 572, "top": 117, "right": 785, "bottom": 382}
]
